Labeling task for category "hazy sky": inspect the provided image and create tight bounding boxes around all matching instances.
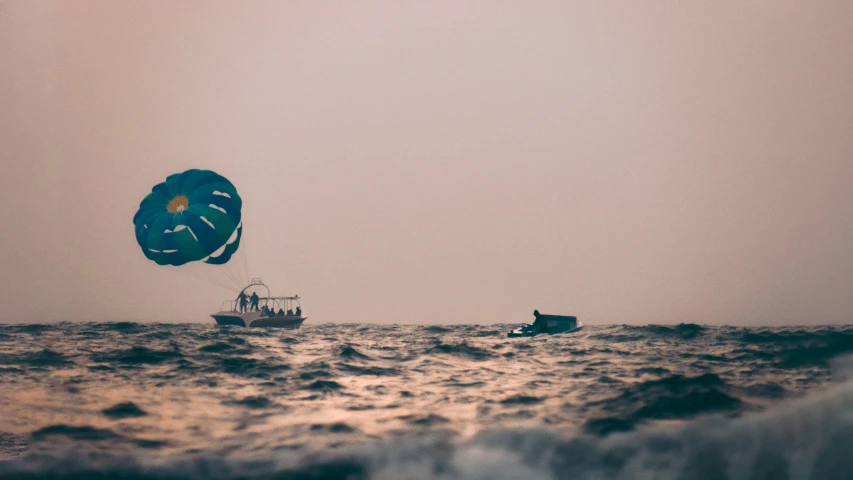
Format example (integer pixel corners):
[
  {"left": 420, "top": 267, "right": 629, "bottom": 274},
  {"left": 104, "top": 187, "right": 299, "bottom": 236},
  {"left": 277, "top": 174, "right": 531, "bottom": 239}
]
[{"left": 2, "top": 1, "right": 853, "bottom": 325}]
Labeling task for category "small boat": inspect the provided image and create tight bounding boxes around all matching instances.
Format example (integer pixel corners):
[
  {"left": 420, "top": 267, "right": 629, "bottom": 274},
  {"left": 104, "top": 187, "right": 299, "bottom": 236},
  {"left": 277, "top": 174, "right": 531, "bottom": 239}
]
[
  {"left": 508, "top": 310, "right": 583, "bottom": 337},
  {"left": 211, "top": 278, "right": 306, "bottom": 328}
]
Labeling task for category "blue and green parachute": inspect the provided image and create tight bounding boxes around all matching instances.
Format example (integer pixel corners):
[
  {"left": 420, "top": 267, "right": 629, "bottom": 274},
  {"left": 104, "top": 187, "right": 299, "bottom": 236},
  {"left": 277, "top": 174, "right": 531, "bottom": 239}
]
[{"left": 133, "top": 169, "right": 242, "bottom": 266}]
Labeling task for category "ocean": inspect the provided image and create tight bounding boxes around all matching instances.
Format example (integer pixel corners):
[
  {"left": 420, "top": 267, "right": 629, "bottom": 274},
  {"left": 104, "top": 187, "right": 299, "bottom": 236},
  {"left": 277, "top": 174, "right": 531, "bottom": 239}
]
[{"left": 2, "top": 322, "right": 853, "bottom": 479}]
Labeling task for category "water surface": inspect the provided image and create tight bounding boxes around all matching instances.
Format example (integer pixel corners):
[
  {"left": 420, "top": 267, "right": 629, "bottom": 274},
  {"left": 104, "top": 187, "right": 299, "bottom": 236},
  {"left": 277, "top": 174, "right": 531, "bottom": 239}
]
[{"left": 2, "top": 322, "right": 853, "bottom": 479}]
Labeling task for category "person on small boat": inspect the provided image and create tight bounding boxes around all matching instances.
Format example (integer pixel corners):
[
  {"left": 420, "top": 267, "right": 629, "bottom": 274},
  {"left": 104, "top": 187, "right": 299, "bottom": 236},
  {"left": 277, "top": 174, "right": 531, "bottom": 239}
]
[
  {"left": 296, "top": 306, "right": 302, "bottom": 316},
  {"left": 526, "top": 310, "right": 543, "bottom": 334},
  {"left": 238, "top": 291, "right": 248, "bottom": 313},
  {"left": 287, "top": 308, "right": 293, "bottom": 316},
  {"left": 277, "top": 308, "right": 285, "bottom": 316},
  {"left": 261, "top": 305, "right": 269, "bottom": 315},
  {"left": 250, "top": 292, "right": 260, "bottom": 311}
]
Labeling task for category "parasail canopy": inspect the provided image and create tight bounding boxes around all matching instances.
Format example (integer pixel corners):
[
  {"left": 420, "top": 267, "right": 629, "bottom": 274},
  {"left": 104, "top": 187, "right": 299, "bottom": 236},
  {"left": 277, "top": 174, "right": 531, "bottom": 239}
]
[{"left": 133, "top": 169, "right": 243, "bottom": 266}]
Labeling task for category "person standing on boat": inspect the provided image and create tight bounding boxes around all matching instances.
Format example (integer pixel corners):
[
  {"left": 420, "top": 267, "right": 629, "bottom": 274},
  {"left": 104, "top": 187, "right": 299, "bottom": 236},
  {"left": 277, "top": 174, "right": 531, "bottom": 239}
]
[
  {"left": 237, "top": 291, "right": 248, "bottom": 313},
  {"left": 250, "top": 292, "right": 260, "bottom": 312},
  {"left": 296, "top": 306, "right": 302, "bottom": 316}
]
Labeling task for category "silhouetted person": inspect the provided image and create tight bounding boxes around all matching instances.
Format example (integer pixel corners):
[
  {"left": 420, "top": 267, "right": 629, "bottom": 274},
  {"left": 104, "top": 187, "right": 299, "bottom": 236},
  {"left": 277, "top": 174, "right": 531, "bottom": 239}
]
[
  {"left": 250, "top": 292, "right": 260, "bottom": 312},
  {"left": 287, "top": 308, "right": 293, "bottom": 316},
  {"left": 296, "top": 306, "right": 302, "bottom": 316},
  {"left": 278, "top": 308, "right": 285, "bottom": 316},
  {"left": 531, "top": 310, "right": 544, "bottom": 333},
  {"left": 238, "top": 292, "right": 248, "bottom": 313}
]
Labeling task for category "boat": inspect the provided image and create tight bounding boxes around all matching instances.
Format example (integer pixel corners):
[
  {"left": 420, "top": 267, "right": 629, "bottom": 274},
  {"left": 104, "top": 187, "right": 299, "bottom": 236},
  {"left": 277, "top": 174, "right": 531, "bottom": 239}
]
[
  {"left": 508, "top": 310, "right": 583, "bottom": 337},
  {"left": 211, "top": 278, "right": 307, "bottom": 328}
]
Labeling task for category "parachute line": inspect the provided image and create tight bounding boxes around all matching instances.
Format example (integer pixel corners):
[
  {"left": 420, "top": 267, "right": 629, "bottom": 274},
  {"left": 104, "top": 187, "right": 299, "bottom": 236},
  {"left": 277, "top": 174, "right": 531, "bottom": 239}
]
[
  {"left": 239, "top": 224, "right": 250, "bottom": 287},
  {"left": 218, "top": 265, "right": 243, "bottom": 291}
]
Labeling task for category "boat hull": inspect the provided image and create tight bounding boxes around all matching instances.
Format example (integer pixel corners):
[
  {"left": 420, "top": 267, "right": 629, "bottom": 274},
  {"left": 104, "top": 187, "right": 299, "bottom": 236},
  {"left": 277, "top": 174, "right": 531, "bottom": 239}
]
[
  {"left": 508, "top": 325, "right": 582, "bottom": 337},
  {"left": 211, "top": 311, "right": 306, "bottom": 328}
]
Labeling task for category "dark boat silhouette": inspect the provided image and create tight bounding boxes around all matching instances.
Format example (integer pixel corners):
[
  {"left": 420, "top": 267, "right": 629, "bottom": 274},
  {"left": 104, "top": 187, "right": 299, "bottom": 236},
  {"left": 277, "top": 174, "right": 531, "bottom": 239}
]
[{"left": 508, "top": 310, "right": 583, "bottom": 337}]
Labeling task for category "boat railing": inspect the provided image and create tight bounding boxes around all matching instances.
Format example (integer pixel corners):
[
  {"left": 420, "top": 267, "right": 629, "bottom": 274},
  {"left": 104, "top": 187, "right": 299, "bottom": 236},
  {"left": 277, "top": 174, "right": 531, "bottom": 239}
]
[{"left": 219, "top": 296, "right": 303, "bottom": 314}]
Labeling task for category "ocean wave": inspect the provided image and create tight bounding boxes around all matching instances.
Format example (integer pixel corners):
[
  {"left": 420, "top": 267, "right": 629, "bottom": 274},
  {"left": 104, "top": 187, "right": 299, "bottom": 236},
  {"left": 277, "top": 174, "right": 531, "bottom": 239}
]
[
  {"left": 426, "top": 341, "right": 495, "bottom": 361},
  {"left": 101, "top": 402, "right": 148, "bottom": 419},
  {"left": 338, "top": 345, "right": 371, "bottom": 360},
  {"left": 94, "top": 322, "right": 144, "bottom": 333},
  {"left": 3, "top": 323, "right": 853, "bottom": 479},
  {"left": 90, "top": 346, "right": 183, "bottom": 366},
  {"left": 0, "top": 349, "right": 72, "bottom": 368},
  {"left": 4, "top": 374, "right": 853, "bottom": 479},
  {"left": 585, "top": 373, "right": 743, "bottom": 435},
  {"left": 218, "top": 356, "right": 291, "bottom": 377}
]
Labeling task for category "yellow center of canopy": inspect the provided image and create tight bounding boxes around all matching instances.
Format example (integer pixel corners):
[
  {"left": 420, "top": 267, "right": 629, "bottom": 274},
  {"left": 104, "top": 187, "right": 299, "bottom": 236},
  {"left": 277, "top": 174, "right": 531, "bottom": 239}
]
[{"left": 166, "top": 195, "right": 189, "bottom": 213}]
